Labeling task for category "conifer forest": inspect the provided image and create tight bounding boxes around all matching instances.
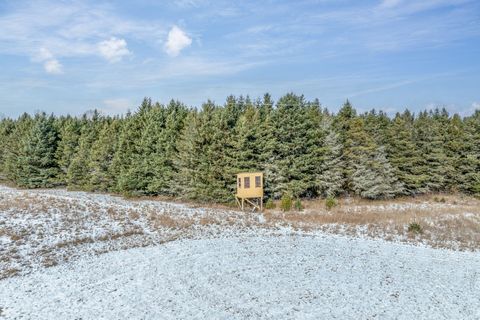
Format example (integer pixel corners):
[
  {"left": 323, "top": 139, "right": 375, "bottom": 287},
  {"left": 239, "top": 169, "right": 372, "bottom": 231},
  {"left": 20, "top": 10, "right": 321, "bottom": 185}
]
[{"left": 1, "top": 93, "right": 479, "bottom": 203}]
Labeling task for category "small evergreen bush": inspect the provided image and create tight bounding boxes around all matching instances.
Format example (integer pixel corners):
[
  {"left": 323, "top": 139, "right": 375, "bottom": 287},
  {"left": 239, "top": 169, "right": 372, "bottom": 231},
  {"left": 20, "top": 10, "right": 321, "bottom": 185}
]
[
  {"left": 280, "top": 193, "right": 292, "bottom": 212},
  {"left": 325, "top": 196, "right": 337, "bottom": 210},
  {"left": 408, "top": 222, "right": 423, "bottom": 234},
  {"left": 265, "top": 198, "right": 275, "bottom": 209},
  {"left": 294, "top": 198, "right": 303, "bottom": 211},
  {"left": 473, "top": 181, "right": 480, "bottom": 197}
]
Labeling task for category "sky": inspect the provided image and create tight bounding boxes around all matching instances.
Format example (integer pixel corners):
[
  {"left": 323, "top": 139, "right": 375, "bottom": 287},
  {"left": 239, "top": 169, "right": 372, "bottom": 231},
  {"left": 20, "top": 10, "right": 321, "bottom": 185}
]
[{"left": 0, "top": 0, "right": 479, "bottom": 117}]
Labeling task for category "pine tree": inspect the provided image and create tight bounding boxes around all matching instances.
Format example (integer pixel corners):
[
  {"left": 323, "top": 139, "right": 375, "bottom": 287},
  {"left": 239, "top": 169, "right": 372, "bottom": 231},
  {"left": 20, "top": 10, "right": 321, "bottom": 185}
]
[
  {"left": 174, "top": 110, "right": 203, "bottom": 198},
  {"left": 3, "top": 113, "right": 33, "bottom": 183},
  {"left": 66, "top": 111, "right": 102, "bottom": 189},
  {"left": 387, "top": 111, "right": 427, "bottom": 194},
  {"left": 55, "top": 116, "right": 82, "bottom": 184},
  {"left": 111, "top": 98, "right": 152, "bottom": 194},
  {"left": 352, "top": 146, "right": 403, "bottom": 199},
  {"left": 146, "top": 100, "right": 188, "bottom": 195},
  {"left": 266, "top": 93, "right": 323, "bottom": 198},
  {"left": 175, "top": 101, "right": 233, "bottom": 202},
  {"left": 15, "top": 113, "right": 60, "bottom": 188},
  {"left": 318, "top": 118, "right": 346, "bottom": 197},
  {"left": 232, "top": 104, "right": 262, "bottom": 173},
  {"left": 0, "top": 118, "right": 14, "bottom": 179},
  {"left": 463, "top": 110, "right": 480, "bottom": 194},
  {"left": 88, "top": 119, "right": 121, "bottom": 191},
  {"left": 414, "top": 110, "right": 452, "bottom": 192}
]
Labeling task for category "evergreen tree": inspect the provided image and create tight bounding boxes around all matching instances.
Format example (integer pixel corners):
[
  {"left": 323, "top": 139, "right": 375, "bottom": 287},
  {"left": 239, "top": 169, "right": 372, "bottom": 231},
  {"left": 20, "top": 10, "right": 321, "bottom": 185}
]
[
  {"left": 146, "top": 100, "right": 188, "bottom": 195},
  {"left": 414, "top": 110, "right": 452, "bottom": 192},
  {"left": 111, "top": 98, "right": 152, "bottom": 194},
  {"left": 3, "top": 113, "right": 33, "bottom": 183},
  {"left": 1, "top": 95, "right": 479, "bottom": 200},
  {"left": 0, "top": 118, "right": 14, "bottom": 179},
  {"left": 352, "top": 146, "right": 403, "bottom": 199},
  {"left": 387, "top": 111, "right": 427, "bottom": 194},
  {"left": 266, "top": 93, "right": 323, "bottom": 198},
  {"left": 463, "top": 111, "right": 480, "bottom": 194},
  {"left": 15, "top": 113, "right": 59, "bottom": 188},
  {"left": 232, "top": 104, "right": 262, "bottom": 173},
  {"left": 55, "top": 116, "right": 81, "bottom": 184},
  {"left": 88, "top": 119, "right": 120, "bottom": 191},
  {"left": 66, "top": 111, "right": 102, "bottom": 189},
  {"left": 318, "top": 118, "right": 346, "bottom": 197},
  {"left": 175, "top": 101, "right": 233, "bottom": 202}
]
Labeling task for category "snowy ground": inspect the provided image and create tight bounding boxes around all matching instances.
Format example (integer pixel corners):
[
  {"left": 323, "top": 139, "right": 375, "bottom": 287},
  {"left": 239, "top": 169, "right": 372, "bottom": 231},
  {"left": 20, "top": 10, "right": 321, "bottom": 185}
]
[
  {"left": 1, "top": 185, "right": 480, "bottom": 318},
  {"left": 1, "top": 234, "right": 479, "bottom": 319},
  {"left": 0, "top": 185, "right": 266, "bottom": 278}
]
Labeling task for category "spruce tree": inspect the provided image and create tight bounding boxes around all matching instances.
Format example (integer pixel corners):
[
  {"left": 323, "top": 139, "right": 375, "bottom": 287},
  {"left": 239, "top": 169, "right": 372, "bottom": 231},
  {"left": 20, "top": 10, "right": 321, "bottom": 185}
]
[
  {"left": 66, "top": 111, "right": 102, "bottom": 189},
  {"left": 414, "top": 110, "right": 451, "bottom": 192},
  {"left": 266, "top": 93, "right": 323, "bottom": 198},
  {"left": 318, "top": 118, "right": 346, "bottom": 197},
  {"left": 88, "top": 119, "right": 120, "bottom": 191},
  {"left": 55, "top": 116, "right": 81, "bottom": 184},
  {"left": 0, "top": 118, "right": 14, "bottom": 179},
  {"left": 387, "top": 111, "right": 427, "bottom": 194},
  {"left": 146, "top": 100, "right": 188, "bottom": 195},
  {"left": 231, "top": 104, "right": 262, "bottom": 173},
  {"left": 463, "top": 110, "right": 480, "bottom": 194},
  {"left": 15, "top": 113, "right": 60, "bottom": 188},
  {"left": 175, "top": 101, "right": 233, "bottom": 202},
  {"left": 111, "top": 98, "right": 152, "bottom": 194}
]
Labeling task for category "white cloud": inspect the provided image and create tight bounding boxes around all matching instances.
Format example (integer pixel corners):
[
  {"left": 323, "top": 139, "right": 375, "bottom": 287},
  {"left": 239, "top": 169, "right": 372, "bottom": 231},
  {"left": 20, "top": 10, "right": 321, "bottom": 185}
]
[
  {"left": 164, "top": 25, "right": 192, "bottom": 57},
  {"left": 44, "top": 59, "right": 63, "bottom": 74},
  {"left": 98, "top": 37, "right": 131, "bottom": 62},
  {"left": 36, "top": 47, "right": 54, "bottom": 61},
  {"left": 473, "top": 102, "right": 480, "bottom": 110},
  {"left": 33, "top": 47, "right": 63, "bottom": 75}
]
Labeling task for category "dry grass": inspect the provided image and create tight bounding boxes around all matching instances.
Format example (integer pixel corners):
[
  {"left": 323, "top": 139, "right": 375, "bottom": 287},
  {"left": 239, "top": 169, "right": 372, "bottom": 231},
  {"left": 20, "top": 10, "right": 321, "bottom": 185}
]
[
  {"left": 1, "top": 186, "right": 479, "bottom": 281},
  {"left": 0, "top": 268, "right": 20, "bottom": 280},
  {"left": 262, "top": 194, "right": 480, "bottom": 250}
]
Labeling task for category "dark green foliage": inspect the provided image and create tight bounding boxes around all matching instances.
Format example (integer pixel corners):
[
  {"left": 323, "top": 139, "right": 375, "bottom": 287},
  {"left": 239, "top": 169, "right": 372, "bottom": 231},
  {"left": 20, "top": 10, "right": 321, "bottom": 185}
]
[
  {"left": 294, "top": 198, "right": 303, "bottom": 211},
  {"left": 66, "top": 111, "right": 103, "bottom": 189},
  {"left": 266, "top": 94, "right": 324, "bottom": 198},
  {"left": 408, "top": 222, "right": 423, "bottom": 234},
  {"left": 280, "top": 193, "right": 292, "bottom": 211},
  {"left": 265, "top": 198, "right": 275, "bottom": 209},
  {"left": 386, "top": 111, "right": 427, "bottom": 195},
  {"left": 13, "top": 113, "right": 60, "bottom": 188},
  {"left": 1, "top": 94, "right": 478, "bottom": 202},
  {"left": 56, "top": 116, "right": 81, "bottom": 184},
  {"left": 325, "top": 196, "right": 337, "bottom": 210},
  {"left": 318, "top": 118, "right": 346, "bottom": 197},
  {"left": 88, "top": 119, "right": 121, "bottom": 191}
]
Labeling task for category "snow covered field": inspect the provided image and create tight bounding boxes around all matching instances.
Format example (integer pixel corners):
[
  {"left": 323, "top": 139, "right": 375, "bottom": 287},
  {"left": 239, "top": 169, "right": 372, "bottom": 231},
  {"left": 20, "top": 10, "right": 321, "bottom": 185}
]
[
  {"left": 1, "top": 234, "right": 479, "bottom": 319},
  {"left": 1, "top": 185, "right": 480, "bottom": 319}
]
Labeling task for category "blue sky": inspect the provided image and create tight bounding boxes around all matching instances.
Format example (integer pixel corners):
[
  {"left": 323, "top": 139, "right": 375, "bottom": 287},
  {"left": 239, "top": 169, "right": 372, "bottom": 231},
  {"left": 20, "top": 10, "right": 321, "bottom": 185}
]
[{"left": 0, "top": 0, "right": 479, "bottom": 117}]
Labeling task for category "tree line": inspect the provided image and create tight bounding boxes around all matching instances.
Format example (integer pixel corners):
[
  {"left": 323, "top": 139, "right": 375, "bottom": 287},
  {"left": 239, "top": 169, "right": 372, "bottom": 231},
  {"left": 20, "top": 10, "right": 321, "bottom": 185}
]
[{"left": 0, "top": 93, "right": 479, "bottom": 202}]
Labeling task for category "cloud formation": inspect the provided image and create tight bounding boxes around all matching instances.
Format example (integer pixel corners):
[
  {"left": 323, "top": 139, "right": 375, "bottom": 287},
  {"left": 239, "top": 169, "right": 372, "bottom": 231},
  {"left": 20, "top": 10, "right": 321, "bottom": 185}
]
[
  {"left": 34, "top": 47, "right": 63, "bottom": 74},
  {"left": 43, "top": 59, "right": 63, "bottom": 74},
  {"left": 98, "top": 37, "right": 131, "bottom": 62},
  {"left": 164, "top": 26, "right": 192, "bottom": 57}
]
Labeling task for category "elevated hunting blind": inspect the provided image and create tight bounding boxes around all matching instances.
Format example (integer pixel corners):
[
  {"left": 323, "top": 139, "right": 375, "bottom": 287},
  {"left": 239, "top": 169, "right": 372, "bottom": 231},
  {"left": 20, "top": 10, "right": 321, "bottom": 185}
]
[{"left": 236, "top": 172, "right": 263, "bottom": 211}]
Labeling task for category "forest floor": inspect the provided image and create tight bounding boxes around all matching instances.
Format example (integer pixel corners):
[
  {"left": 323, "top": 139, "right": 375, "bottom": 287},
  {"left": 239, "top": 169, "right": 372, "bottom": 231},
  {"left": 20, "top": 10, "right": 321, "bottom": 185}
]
[
  {"left": 1, "top": 185, "right": 479, "bottom": 280},
  {"left": 1, "top": 185, "right": 480, "bottom": 319}
]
